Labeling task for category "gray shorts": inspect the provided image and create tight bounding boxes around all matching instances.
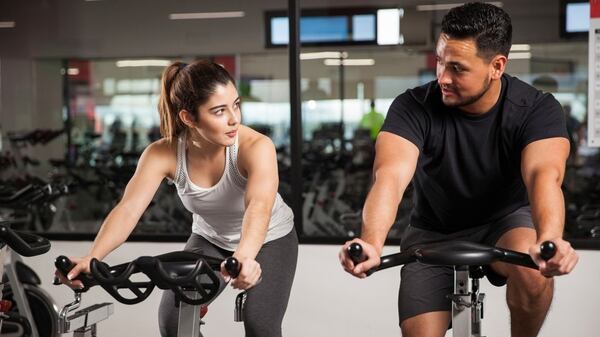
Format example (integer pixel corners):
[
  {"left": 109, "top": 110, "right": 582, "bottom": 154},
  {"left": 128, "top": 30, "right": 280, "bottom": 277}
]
[{"left": 397, "top": 205, "right": 534, "bottom": 324}]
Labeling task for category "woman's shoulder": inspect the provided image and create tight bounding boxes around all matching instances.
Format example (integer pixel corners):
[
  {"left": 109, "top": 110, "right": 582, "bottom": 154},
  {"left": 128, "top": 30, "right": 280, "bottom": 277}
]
[
  {"left": 238, "top": 125, "right": 275, "bottom": 153},
  {"left": 138, "top": 138, "right": 178, "bottom": 177},
  {"left": 236, "top": 125, "right": 276, "bottom": 175},
  {"left": 144, "top": 137, "right": 178, "bottom": 157}
]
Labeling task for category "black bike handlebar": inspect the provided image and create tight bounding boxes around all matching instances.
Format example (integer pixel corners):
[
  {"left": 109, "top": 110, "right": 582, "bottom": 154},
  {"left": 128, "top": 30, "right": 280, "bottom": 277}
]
[
  {"left": 0, "top": 182, "right": 70, "bottom": 205},
  {"left": 55, "top": 251, "right": 230, "bottom": 305},
  {"left": 0, "top": 224, "right": 51, "bottom": 256},
  {"left": 348, "top": 240, "right": 556, "bottom": 276}
]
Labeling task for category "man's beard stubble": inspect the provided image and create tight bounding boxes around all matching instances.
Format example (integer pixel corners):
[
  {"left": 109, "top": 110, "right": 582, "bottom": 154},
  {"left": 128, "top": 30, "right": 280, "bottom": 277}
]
[{"left": 442, "top": 76, "right": 492, "bottom": 108}]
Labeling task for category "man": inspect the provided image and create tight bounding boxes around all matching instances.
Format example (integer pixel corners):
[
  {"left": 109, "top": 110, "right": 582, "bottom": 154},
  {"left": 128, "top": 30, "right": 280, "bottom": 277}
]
[
  {"left": 339, "top": 3, "right": 579, "bottom": 337},
  {"left": 359, "top": 99, "right": 386, "bottom": 140}
]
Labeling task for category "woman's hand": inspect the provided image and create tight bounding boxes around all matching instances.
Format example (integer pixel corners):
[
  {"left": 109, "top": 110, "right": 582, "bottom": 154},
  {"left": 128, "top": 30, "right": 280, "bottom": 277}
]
[
  {"left": 54, "top": 256, "right": 93, "bottom": 290},
  {"left": 220, "top": 257, "right": 262, "bottom": 290}
]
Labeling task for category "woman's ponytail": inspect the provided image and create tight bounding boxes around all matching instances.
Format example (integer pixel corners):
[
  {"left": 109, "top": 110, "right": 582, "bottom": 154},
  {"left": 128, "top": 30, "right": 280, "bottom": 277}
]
[{"left": 158, "top": 62, "right": 187, "bottom": 142}]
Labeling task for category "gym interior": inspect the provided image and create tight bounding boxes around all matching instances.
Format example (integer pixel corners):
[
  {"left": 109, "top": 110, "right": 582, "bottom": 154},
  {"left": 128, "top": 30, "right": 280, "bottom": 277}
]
[{"left": 0, "top": 0, "right": 598, "bottom": 336}]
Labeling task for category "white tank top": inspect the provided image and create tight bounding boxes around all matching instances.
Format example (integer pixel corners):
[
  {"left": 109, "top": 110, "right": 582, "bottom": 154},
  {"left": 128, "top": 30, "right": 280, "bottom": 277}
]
[{"left": 172, "top": 131, "right": 294, "bottom": 250}]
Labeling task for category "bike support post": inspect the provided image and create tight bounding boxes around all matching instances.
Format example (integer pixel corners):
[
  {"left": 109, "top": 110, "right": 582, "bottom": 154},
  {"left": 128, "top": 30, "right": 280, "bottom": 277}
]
[
  {"left": 178, "top": 291, "right": 203, "bottom": 337},
  {"left": 451, "top": 265, "right": 485, "bottom": 337}
]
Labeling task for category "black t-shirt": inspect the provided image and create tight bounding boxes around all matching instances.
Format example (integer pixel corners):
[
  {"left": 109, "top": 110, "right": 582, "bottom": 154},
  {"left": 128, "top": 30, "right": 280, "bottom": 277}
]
[{"left": 381, "top": 74, "right": 568, "bottom": 233}]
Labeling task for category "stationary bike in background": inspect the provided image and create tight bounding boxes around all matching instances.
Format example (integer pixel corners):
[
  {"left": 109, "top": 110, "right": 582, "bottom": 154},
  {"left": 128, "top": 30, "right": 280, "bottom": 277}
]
[
  {"left": 348, "top": 240, "right": 556, "bottom": 337},
  {"left": 0, "top": 222, "right": 53, "bottom": 337},
  {"left": 0, "top": 182, "right": 71, "bottom": 337}
]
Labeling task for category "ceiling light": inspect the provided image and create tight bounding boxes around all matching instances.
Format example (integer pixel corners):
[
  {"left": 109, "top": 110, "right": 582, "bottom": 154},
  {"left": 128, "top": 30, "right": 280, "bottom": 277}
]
[
  {"left": 116, "top": 60, "right": 172, "bottom": 67},
  {"left": 169, "top": 11, "right": 245, "bottom": 20},
  {"left": 0, "top": 21, "right": 16, "bottom": 28},
  {"left": 324, "top": 59, "right": 375, "bottom": 66},
  {"left": 510, "top": 44, "right": 530, "bottom": 52},
  {"left": 300, "top": 52, "right": 348, "bottom": 60},
  {"left": 508, "top": 52, "right": 531, "bottom": 60}
]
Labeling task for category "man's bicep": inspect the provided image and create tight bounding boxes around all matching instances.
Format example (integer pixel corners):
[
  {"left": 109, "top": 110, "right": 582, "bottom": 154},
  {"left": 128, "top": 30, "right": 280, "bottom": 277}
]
[
  {"left": 520, "top": 137, "right": 569, "bottom": 186},
  {"left": 373, "top": 131, "right": 420, "bottom": 188}
]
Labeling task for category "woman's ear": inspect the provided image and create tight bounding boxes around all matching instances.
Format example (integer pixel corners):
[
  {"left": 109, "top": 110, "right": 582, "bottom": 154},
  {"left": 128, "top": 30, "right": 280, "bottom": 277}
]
[{"left": 178, "top": 109, "right": 195, "bottom": 128}]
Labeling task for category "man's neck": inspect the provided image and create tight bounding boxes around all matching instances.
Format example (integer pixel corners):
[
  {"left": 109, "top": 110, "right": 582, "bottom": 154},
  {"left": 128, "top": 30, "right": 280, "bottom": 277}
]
[{"left": 460, "top": 78, "right": 502, "bottom": 115}]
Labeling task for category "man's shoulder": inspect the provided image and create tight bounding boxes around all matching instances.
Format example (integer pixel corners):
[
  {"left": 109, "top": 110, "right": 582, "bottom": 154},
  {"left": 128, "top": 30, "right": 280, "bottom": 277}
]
[
  {"left": 503, "top": 73, "right": 555, "bottom": 109},
  {"left": 393, "top": 81, "right": 439, "bottom": 110}
]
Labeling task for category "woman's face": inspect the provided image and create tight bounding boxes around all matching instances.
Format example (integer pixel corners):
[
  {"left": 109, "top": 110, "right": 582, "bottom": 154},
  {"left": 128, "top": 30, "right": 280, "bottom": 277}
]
[{"left": 192, "top": 81, "right": 241, "bottom": 147}]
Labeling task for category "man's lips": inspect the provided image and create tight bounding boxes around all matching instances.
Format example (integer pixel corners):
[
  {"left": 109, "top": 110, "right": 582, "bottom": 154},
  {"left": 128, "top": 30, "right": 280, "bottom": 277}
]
[{"left": 441, "top": 87, "right": 456, "bottom": 96}]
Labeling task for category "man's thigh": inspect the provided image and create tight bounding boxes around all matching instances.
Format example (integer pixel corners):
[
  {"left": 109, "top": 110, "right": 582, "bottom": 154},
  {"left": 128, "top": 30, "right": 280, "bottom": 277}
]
[
  {"left": 484, "top": 206, "right": 536, "bottom": 278},
  {"left": 398, "top": 261, "right": 454, "bottom": 324},
  {"left": 490, "top": 226, "right": 537, "bottom": 278}
]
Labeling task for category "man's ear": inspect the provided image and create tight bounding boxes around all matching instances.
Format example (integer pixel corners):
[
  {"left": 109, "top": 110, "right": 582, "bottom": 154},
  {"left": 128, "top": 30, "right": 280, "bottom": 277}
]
[{"left": 490, "top": 54, "right": 507, "bottom": 80}]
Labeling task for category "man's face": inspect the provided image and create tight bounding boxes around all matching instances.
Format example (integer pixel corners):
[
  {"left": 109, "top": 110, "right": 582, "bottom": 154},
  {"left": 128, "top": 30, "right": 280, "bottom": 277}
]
[{"left": 435, "top": 33, "right": 494, "bottom": 108}]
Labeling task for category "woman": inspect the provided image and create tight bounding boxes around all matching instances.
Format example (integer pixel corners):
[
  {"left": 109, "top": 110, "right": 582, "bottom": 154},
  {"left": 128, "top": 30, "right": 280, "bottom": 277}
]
[{"left": 60, "top": 60, "right": 298, "bottom": 337}]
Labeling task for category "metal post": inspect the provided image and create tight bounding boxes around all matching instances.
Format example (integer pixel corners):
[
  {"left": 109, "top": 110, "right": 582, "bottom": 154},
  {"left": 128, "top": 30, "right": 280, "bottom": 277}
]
[
  {"left": 452, "top": 265, "right": 472, "bottom": 337},
  {"left": 177, "top": 292, "right": 202, "bottom": 337},
  {"left": 288, "top": 0, "right": 303, "bottom": 234}
]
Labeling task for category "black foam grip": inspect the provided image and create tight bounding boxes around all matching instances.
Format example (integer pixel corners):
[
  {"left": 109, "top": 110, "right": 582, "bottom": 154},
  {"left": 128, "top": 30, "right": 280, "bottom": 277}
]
[
  {"left": 348, "top": 243, "right": 363, "bottom": 264},
  {"left": 540, "top": 241, "right": 556, "bottom": 261},
  {"left": 224, "top": 257, "right": 240, "bottom": 278}
]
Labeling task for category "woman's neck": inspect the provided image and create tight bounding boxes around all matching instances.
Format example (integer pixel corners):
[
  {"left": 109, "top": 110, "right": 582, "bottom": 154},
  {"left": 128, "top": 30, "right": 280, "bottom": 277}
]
[{"left": 186, "top": 132, "right": 225, "bottom": 160}]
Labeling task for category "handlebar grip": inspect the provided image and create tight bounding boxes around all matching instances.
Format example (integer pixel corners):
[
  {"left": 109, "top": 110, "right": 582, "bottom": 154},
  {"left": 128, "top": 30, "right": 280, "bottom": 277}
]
[
  {"left": 0, "top": 225, "right": 51, "bottom": 256},
  {"left": 540, "top": 241, "right": 556, "bottom": 261},
  {"left": 347, "top": 242, "right": 375, "bottom": 276},
  {"left": 54, "top": 255, "right": 92, "bottom": 292},
  {"left": 55, "top": 255, "right": 76, "bottom": 277},
  {"left": 348, "top": 242, "right": 363, "bottom": 264},
  {"left": 224, "top": 257, "right": 240, "bottom": 278}
]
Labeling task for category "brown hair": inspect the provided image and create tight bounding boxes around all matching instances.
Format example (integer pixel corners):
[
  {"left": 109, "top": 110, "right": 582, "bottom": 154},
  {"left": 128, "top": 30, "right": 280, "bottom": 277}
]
[{"left": 158, "top": 60, "right": 236, "bottom": 142}]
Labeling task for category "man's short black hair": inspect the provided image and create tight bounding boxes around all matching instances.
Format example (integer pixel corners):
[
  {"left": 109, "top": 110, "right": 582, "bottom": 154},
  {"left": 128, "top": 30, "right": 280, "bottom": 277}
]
[{"left": 441, "top": 2, "right": 512, "bottom": 60}]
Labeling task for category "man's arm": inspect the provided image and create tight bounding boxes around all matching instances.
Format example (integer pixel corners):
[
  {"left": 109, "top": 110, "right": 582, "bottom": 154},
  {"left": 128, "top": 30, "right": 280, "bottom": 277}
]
[
  {"left": 521, "top": 137, "right": 579, "bottom": 276},
  {"left": 340, "top": 131, "right": 419, "bottom": 277}
]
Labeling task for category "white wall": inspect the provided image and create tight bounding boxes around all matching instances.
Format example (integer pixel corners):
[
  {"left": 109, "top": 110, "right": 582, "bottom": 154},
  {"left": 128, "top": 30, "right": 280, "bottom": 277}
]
[{"left": 23, "top": 241, "right": 600, "bottom": 337}]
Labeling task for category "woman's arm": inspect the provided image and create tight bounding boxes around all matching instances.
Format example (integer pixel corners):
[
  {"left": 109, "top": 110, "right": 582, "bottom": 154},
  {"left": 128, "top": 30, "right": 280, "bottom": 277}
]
[
  {"left": 64, "top": 140, "right": 175, "bottom": 282},
  {"left": 223, "top": 130, "right": 279, "bottom": 289},
  {"left": 236, "top": 134, "right": 279, "bottom": 260}
]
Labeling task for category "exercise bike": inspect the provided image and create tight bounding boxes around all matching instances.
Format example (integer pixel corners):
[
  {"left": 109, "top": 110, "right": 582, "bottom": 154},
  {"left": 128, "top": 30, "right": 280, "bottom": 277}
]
[
  {"left": 348, "top": 240, "right": 556, "bottom": 337},
  {"left": 0, "top": 222, "right": 53, "bottom": 337},
  {"left": 55, "top": 251, "right": 245, "bottom": 337}
]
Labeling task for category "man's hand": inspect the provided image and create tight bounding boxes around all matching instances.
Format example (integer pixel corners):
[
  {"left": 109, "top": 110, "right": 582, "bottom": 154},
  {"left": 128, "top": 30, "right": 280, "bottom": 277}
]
[
  {"left": 529, "top": 238, "right": 578, "bottom": 277},
  {"left": 339, "top": 239, "right": 381, "bottom": 278}
]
